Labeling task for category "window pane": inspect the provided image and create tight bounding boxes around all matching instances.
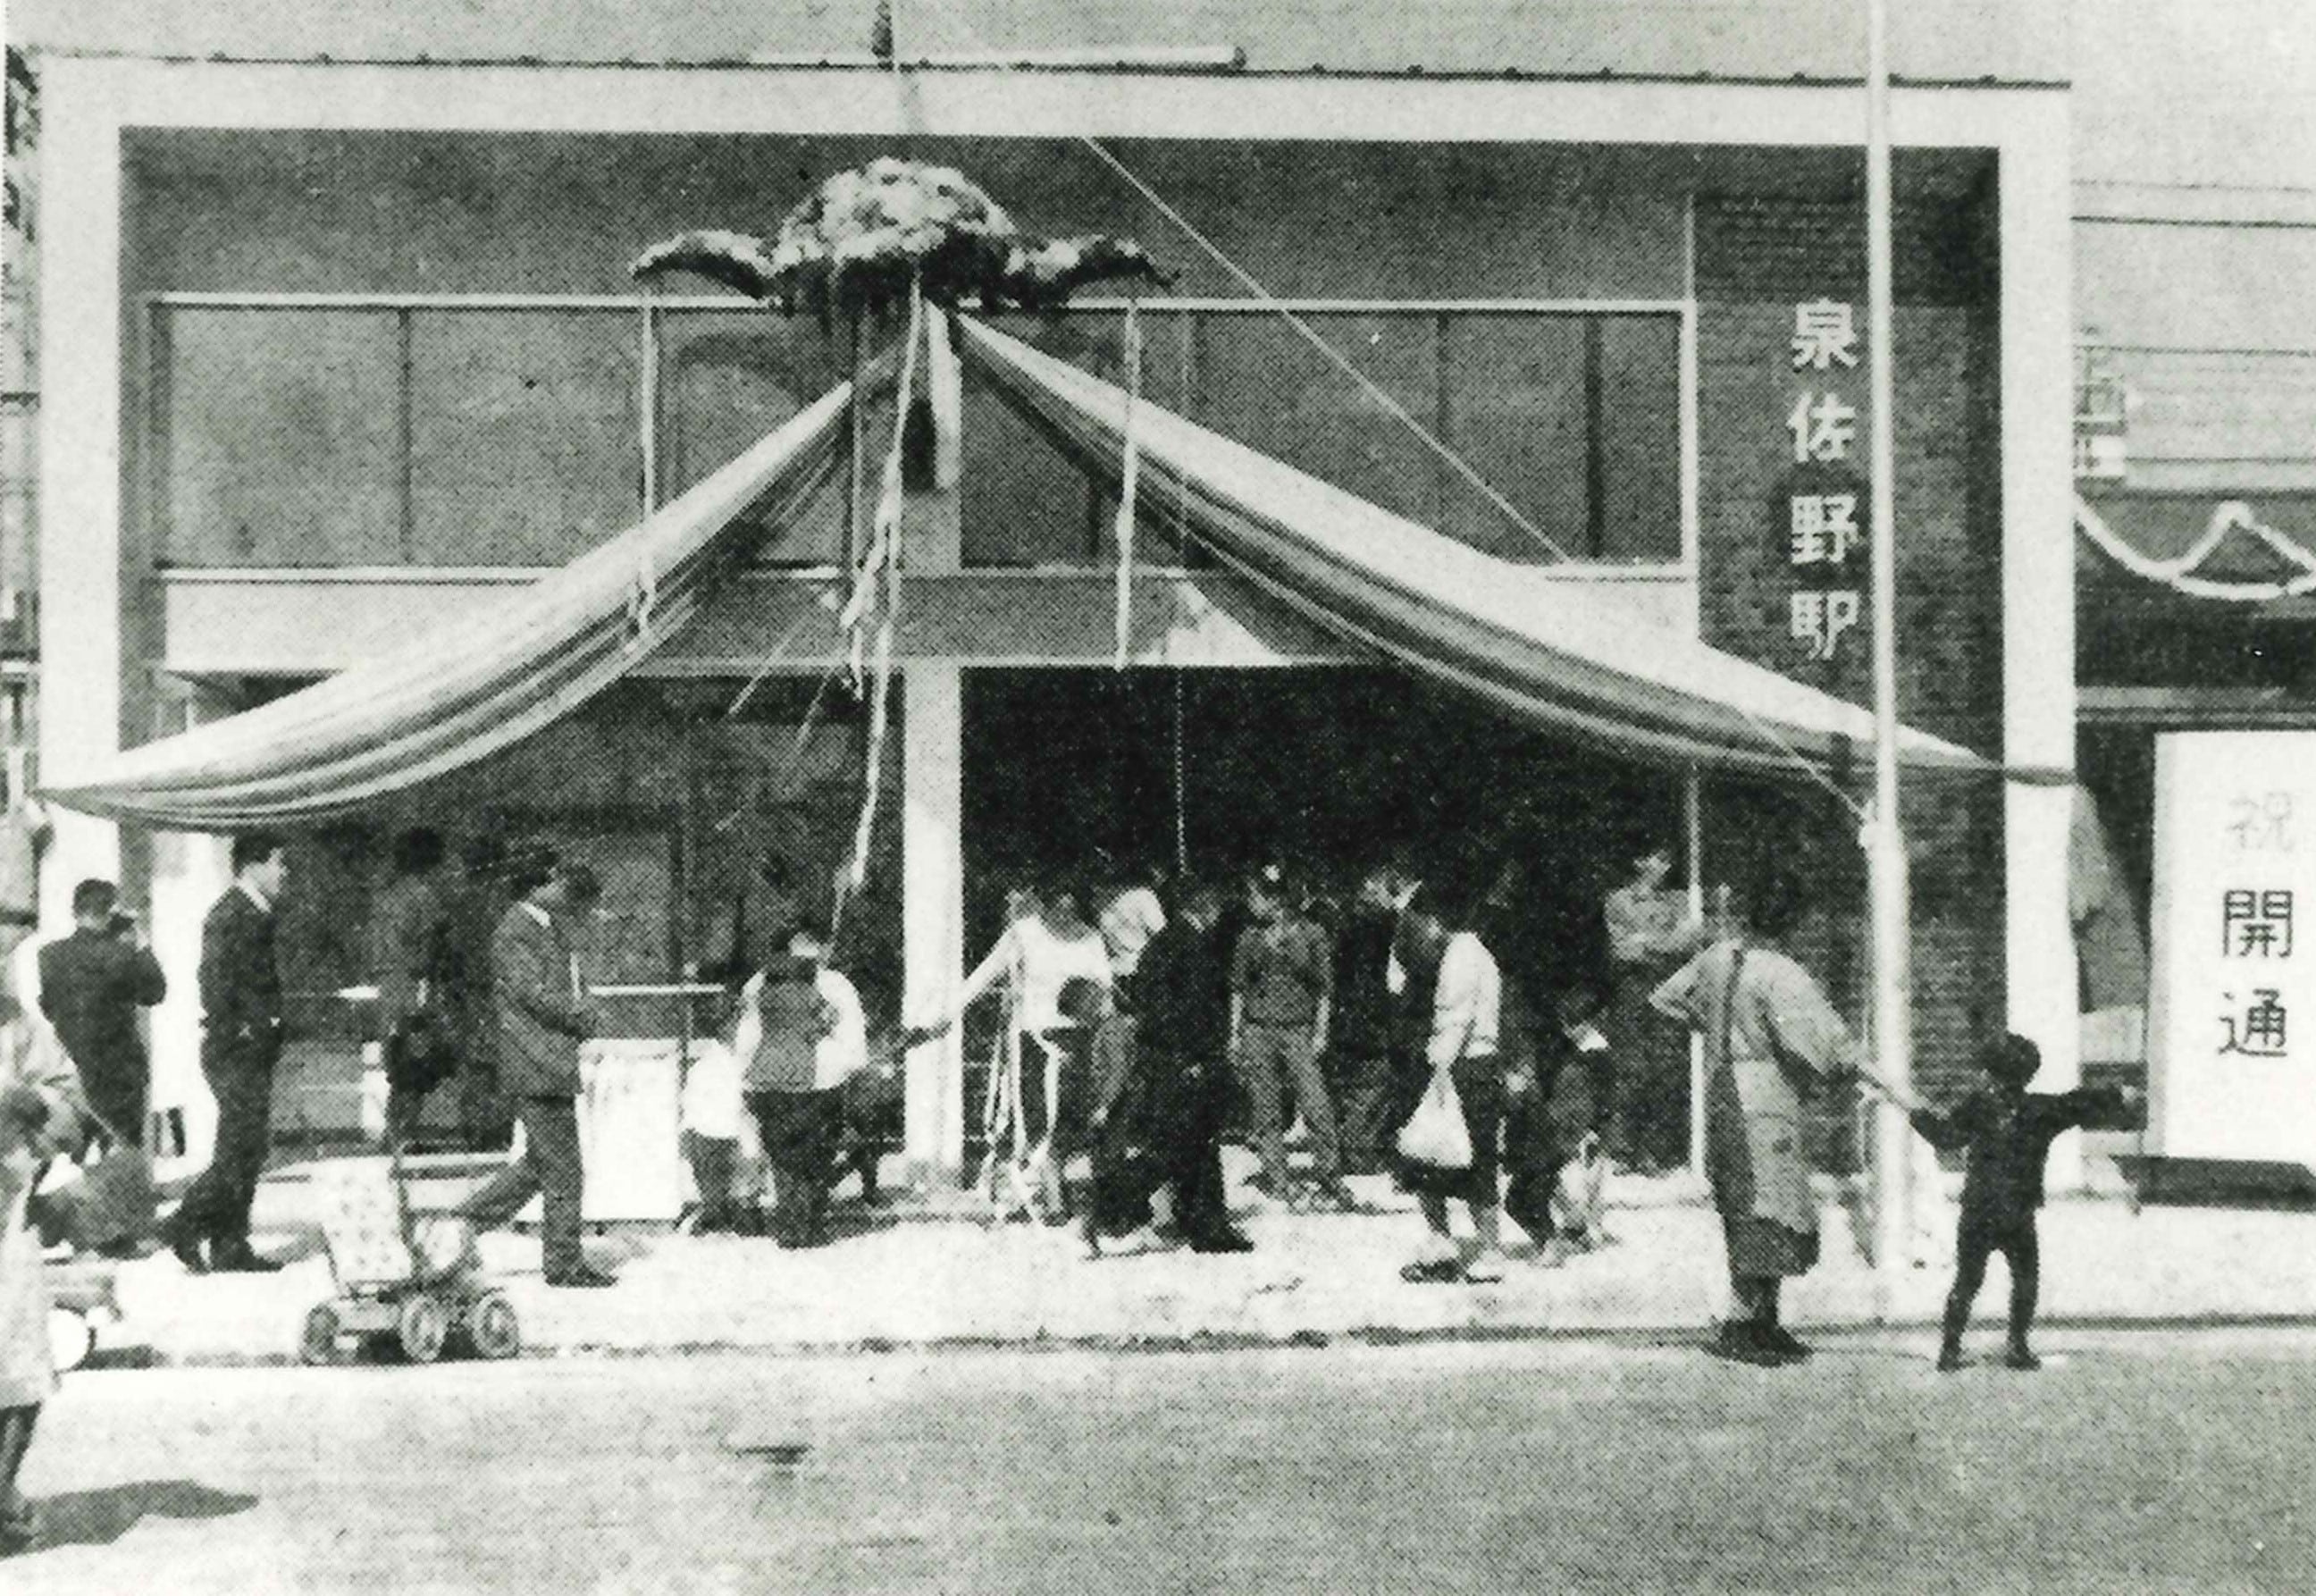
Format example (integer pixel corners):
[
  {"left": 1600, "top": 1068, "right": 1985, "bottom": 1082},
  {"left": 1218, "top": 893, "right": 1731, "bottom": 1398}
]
[
  {"left": 961, "top": 313, "right": 1197, "bottom": 568},
  {"left": 659, "top": 310, "right": 848, "bottom": 567},
  {"left": 163, "top": 308, "right": 400, "bottom": 567},
  {"left": 408, "top": 310, "right": 638, "bottom": 564},
  {"left": 1191, "top": 313, "right": 1440, "bottom": 531},
  {"left": 1597, "top": 315, "right": 1683, "bottom": 562},
  {"left": 1441, "top": 315, "right": 1590, "bottom": 563}
]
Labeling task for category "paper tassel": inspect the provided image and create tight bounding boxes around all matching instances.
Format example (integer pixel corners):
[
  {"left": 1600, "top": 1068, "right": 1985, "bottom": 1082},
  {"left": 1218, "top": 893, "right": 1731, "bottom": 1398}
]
[
  {"left": 927, "top": 307, "right": 963, "bottom": 490},
  {"left": 1112, "top": 298, "right": 1143, "bottom": 672},
  {"left": 624, "top": 548, "right": 659, "bottom": 655},
  {"left": 835, "top": 279, "right": 922, "bottom": 923},
  {"left": 840, "top": 281, "right": 926, "bottom": 685}
]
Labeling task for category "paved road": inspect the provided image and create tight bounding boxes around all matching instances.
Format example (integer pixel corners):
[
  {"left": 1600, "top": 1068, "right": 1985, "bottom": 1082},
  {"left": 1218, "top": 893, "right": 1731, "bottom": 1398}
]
[{"left": 8, "top": 1329, "right": 2314, "bottom": 1593}]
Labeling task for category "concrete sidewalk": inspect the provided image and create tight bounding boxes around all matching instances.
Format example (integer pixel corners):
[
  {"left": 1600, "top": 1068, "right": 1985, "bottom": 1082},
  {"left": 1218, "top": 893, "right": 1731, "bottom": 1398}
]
[{"left": 55, "top": 1148, "right": 2316, "bottom": 1367}]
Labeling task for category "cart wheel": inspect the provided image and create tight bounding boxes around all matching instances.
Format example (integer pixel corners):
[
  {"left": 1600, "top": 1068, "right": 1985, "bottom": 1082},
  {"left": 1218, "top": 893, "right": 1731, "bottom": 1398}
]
[
  {"left": 49, "top": 1308, "right": 97, "bottom": 1373},
  {"left": 466, "top": 1292, "right": 521, "bottom": 1361},
  {"left": 298, "top": 1304, "right": 342, "bottom": 1366},
  {"left": 396, "top": 1294, "right": 450, "bottom": 1365}
]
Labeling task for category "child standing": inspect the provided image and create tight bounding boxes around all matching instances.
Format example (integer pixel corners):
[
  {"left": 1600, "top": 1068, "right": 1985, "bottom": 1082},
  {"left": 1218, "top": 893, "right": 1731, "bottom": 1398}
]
[
  {"left": 1503, "top": 985, "right": 1616, "bottom": 1260},
  {"left": 679, "top": 988, "right": 748, "bottom": 1236},
  {"left": 1910, "top": 1033, "right": 2128, "bottom": 1373}
]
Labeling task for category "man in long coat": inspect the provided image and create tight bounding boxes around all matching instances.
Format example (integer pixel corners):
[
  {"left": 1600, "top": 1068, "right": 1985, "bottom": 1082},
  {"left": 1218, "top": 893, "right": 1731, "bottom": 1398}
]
[{"left": 455, "top": 856, "right": 614, "bottom": 1288}]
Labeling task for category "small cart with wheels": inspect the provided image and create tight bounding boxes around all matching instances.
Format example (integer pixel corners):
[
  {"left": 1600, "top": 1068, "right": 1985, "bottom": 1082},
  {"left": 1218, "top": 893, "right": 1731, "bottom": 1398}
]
[{"left": 300, "top": 1154, "right": 520, "bottom": 1365}]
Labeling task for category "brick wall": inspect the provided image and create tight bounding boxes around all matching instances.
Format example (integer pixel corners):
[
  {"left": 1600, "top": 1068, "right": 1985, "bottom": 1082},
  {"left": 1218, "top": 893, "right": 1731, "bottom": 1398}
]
[{"left": 1692, "top": 178, "right": 2009, "bottom": 1121}]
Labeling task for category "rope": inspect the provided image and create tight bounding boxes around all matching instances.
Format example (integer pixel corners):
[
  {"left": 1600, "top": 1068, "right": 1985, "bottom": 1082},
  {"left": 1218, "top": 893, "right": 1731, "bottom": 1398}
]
[
  {"left": 910, "top": 0, "right": 1867, "bottom": 821},
  {"left": 910, "top": 0, "right": 1576, "bottom": 566}
]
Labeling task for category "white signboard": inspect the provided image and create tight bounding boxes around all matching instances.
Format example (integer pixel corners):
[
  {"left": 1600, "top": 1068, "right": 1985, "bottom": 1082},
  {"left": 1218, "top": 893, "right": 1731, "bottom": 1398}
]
[{"left": 2148, "top": 731, "right": 2316, "bottom": 1170}]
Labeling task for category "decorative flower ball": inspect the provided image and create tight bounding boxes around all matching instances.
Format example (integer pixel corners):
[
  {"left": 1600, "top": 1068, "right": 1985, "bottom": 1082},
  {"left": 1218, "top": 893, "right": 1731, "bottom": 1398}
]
[{"left": 634, "top": 156, "right": 1168, "bottom": 325}]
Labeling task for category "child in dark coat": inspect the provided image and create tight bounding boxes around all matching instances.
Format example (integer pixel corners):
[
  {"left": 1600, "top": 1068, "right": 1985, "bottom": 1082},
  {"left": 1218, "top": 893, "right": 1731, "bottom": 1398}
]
[
  {"left": 1910, "top": 1033, "right": 2128, "bottom": 1373},
  {"left": 1503, "top": 984, "right": 1617, "bottom": 1259}
]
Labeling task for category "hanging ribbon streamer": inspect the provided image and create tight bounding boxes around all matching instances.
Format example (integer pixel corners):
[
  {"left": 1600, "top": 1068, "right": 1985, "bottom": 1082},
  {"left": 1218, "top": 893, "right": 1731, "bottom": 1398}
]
[
  {"left": 927, "top": 306, "right": 963, "bottom": 491},
  {"left": 1112, "top": 297, "right": 1143, "bottom": 672},
  {"left": 838, "top": 285, "right": 924, "bottom": 677},
  {"left": 623, "top": 546, "right": 659, "bottom": 655},
  {"left": 835, "top": 278, "right": 924, "bottom": 933}
]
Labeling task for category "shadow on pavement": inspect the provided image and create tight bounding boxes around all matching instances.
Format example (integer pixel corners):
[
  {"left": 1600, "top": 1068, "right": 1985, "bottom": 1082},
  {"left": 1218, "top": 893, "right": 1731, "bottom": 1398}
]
[{"left": 19, "top": 1481, "right": 258, "bottom": 1555}]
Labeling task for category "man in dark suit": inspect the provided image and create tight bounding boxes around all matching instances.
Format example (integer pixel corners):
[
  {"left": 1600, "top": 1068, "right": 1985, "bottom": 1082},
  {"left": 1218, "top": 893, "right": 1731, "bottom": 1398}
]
[
  {"left": 162, "top": 832, "right": 290, "bottom": 1273},
  {"left": 1107, "top": 881, "right": 1250, "bottom": 1253},
  {"left": 455, "top": 854, "right": 614, "bottom": 1289},
  {"left": 38, "top": 879, "right": 168, "bottom": 1256}
]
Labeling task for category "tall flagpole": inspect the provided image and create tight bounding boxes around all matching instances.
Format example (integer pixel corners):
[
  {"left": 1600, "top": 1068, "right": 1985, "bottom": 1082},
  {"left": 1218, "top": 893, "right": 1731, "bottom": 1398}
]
[{"left": 1864, "top": 0, "right": 1915, "bottom": 1312}]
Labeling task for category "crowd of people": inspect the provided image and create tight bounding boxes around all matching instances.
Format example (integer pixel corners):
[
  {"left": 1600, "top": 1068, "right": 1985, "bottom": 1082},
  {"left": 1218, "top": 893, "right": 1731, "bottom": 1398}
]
[
  {"left": 891, "top": 848, "right": 1684, "bottom": 1282},
  {"left": 0, "top": 821, "right": 2133, "bottom": 1551},
  {"left": 908, "top": 844, "right": 2126, "bottom": 1376}
]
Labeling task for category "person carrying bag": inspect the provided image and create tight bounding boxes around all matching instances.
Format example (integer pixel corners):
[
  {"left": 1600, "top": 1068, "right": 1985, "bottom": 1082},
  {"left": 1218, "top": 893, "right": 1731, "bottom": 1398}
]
[
  {"left": 1395, "top": 1054, "right": 1473, "bottom": 1172},
  {"left": 1392, "top": 901, "right": 1512, "bottom": 1285}
]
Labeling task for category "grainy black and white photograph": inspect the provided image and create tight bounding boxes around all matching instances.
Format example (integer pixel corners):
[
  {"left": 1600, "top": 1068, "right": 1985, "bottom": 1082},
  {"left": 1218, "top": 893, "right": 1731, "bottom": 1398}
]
[{"left": 0, "top": 2, "right": 2312, "bottom": 1590}]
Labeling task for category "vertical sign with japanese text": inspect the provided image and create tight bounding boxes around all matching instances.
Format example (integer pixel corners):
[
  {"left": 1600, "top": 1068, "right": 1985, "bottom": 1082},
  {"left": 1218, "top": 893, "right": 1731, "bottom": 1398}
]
[
  {"left": 2148, "top": 731, "right": 2316, "bottom": 1172},
  {"left": 1783, "top": 298, "right": 1867, "bottom": 665}
]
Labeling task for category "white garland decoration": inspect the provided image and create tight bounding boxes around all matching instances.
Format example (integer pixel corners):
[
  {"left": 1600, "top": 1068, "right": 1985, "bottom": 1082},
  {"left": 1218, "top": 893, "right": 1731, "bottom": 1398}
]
[{"left": 2075, "top": 494, "right": 2316, "bottom": 602}]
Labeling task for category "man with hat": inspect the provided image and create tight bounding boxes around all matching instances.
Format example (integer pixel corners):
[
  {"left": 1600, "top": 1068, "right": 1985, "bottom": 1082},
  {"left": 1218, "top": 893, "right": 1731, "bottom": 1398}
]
[{"left": 455, "top": 852, "right": 614, "bottom": 1288}]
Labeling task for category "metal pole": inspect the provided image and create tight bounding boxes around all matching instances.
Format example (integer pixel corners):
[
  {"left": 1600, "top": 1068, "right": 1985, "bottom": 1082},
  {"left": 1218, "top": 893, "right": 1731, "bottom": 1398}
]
[
  {"left": 1684, "top": 768, "right": 1708, "bottom": 1180},
  {"left": 639, "top": 301, "right": 660, "bottom": 514},
  {"left": 1864, "top": 0, "right": 1915, "bottom": 1311}
]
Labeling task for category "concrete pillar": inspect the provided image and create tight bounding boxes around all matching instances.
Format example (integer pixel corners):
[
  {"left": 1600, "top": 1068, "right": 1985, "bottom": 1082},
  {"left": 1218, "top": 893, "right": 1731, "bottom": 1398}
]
[
  {"left": 34, "top": 60, "right": 126, "bottom": 930},
  {"left": 901, "top": 662, "right": 965, "bottom": 1184},
  {"left": 1999, "top": 97, "right": 2084, "bottom": 1188},
  {"left": 144, "top": 687, "right": 237, "bottom": 1179}
]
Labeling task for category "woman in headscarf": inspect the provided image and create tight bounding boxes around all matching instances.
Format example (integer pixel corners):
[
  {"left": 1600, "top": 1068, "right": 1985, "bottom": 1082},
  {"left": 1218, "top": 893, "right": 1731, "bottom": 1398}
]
[
  {"left": 1651, "top": 874, "right": 1859, "bottom": 1365},
  {"left": 3, "top": 991, "right": 90, "bottom": 1554}
]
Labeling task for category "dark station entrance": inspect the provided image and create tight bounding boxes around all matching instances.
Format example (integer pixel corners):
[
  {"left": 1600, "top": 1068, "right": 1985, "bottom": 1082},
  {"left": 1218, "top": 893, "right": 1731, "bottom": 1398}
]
[{"left": 960, "top": 666, "right": 1690, "bottom": 1001}]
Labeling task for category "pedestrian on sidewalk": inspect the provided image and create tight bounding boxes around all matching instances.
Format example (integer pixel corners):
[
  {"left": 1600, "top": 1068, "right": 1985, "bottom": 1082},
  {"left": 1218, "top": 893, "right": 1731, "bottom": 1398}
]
[
  {"left": 1087, "top": 879, "right": 1250, "bottom": 1255},
  {"left": 1229, "top": 865, "right": 1353, "bottom": 1210},
  {"left": 1603, "top": 836, "right": 1708, "bottom": 1175},
  {"left": 1393, "top": 899, "right": 1514, "bottom": 1284},
  {"left": 1504, "top": 982, "right": 1615, "bottom": 1261},
  {"left": 2, "top": 992, "right": 89, "bottom": 1556},
  {"left": 914, "top": 874, "right": 1112, "bottom": 1222},
  {"left": 740, "top": 931, "right": 868, "bottom": 1248},
  {"left": 679, "top": 986, "right": 750, "bottom": 1236},
  {"left": 1911, "top": 1032, "right": 2129, "bottom": 1373},
  {"left": 38, "top": 879, "right": 167, "bottom": 1256},
  {"left": 163, "top": 832, "right": 291, "bottom": 1276},
  {"left": 455, "top": 854, "right": 615, "bottom": 1289},
  {"left": 1326, "top": 865, "right": 1409, "bottom": 1175},
  {"left": 448, "top": 830, "right": 516, "bottom": 1152},
  {"left": 372, "top": 827, "right": 461, "bottom": 1152},
  {"left": 1651, "top": 875, "right": 1857, "bottom": 1367},
  {"left": 1091, "top": 858, "right": 1166, "bottom": 1166}
]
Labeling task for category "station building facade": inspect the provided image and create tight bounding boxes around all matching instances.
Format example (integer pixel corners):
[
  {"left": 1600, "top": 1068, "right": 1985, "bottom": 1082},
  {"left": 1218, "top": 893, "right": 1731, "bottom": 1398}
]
[{"left": 24, "top": 16, "right": 2075, "bottom": 1181}]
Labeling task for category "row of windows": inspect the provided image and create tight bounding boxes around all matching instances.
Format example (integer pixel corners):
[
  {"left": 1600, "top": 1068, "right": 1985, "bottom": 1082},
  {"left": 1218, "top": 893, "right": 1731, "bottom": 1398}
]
[{"left": 153, "top": 303, "right": 1685, "bottom": 570}]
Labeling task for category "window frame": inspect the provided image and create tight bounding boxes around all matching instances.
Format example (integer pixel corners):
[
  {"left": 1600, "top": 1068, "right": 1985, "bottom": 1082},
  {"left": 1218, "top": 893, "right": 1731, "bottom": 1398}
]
[{"left": 144, "top": 290, "right": 1700, "bottom": 580}]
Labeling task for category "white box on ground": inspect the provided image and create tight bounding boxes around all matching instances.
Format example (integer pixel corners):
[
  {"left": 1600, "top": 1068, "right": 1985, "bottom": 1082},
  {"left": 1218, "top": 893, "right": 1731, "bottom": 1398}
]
[
  {"left": 2148, "top": 730, "right": 2316, "bottom": 1172},
  {"left": 510, "top": 1037, "right": 687, "bottom": 1223}
]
